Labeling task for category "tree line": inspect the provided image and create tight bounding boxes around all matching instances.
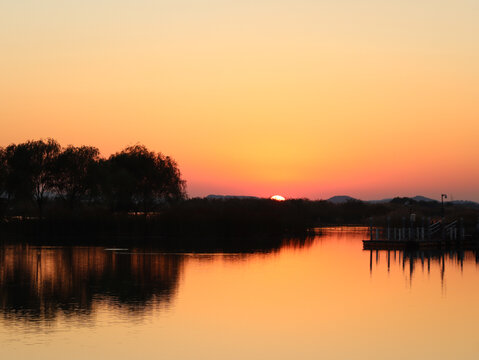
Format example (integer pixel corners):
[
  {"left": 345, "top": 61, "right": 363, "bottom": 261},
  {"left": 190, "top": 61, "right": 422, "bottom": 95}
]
[
  {"left": 0, "top": 139, "right": 186, "bottom": 218},
  {"left": 1, "top": 139, "right": 478, "bottom": 241}
]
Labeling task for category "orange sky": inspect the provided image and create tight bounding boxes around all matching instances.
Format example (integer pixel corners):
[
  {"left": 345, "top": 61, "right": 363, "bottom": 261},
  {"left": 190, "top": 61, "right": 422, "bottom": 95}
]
[{"left": 1, "top": 0, "right": 478, "bottom": 200}]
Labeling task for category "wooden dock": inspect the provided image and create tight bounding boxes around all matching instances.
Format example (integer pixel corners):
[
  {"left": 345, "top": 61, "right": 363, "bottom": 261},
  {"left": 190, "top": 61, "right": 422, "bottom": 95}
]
[
  {"left": 363, "top": 217, "right": 479, "bottom": 250},
  {"left": 363, "top": 238, "right": 479, "bottom": 250}
]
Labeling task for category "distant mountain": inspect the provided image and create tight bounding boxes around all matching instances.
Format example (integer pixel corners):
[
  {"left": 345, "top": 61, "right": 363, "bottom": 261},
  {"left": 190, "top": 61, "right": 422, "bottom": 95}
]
[
  {"left": 411, "top": 195, "right": 437, "bottom": 202},
  {"left": 368, "top": 198, "right": 393, "bottom": 204},
  {"left": 450, "top": 200, "right": 479, "bottom": 208},
  {"left": 331, "top": 195, "right": 439, "bottom": 204},
  {"left": 327, "top": 195, "right": 359, "bottom": 204},
  {"left": 369, "top": 195, "right": 437, "bottom": 204},
  {"left": 206, "top": 195, "right": 260, "bottom": 200}
]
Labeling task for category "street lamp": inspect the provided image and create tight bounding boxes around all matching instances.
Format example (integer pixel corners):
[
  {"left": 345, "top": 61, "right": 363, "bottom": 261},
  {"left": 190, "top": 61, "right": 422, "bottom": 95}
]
[{"left": 441, "top": 194, "right": 447, "bottom": 218}]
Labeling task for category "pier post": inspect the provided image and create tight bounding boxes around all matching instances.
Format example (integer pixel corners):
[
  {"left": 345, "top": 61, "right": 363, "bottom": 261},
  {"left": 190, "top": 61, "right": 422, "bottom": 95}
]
[
  {"left": 387, "top": 217, "right": 391, "bottom": 241},
  {"left": 442, "top": 221, "right": 445, "bottom": 241},
  {"left": 369, "top": 217, "right": 373, "bottom": 241},
  {"left": 376, "top": 228, "right": 379, "bottom": 241},
  {"left": 410, "top": 213, "right": 416, "bottom": 240},
  {"left": 402, "top": 217, "right": 406, "bottom": 241},
  {"left": 460, "top": 218, "right": 465, "bottom": 240},
  {"left": 421, "top": 218, "right": 425, "bottom": 241},
  {"left": 427, "top": 217, "right": 431, "bottom": 240}
]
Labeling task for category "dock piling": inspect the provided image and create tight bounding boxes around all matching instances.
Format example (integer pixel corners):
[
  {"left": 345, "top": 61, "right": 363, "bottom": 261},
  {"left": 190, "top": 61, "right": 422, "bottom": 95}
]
[
  {"left": 427, "top": 217, "right": 431, "bottom": 240},
  {"left": 369, "top": 217, "right": 373, "bottom": 241},
  {"left": 387, "top": 217, "right": 391, "bottom": 241}
]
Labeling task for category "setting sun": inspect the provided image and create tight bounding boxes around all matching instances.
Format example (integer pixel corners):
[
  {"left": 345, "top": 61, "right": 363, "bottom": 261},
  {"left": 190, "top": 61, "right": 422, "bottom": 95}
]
[{"left": 270, "top": 195, "right": 286, "bottom": 201}]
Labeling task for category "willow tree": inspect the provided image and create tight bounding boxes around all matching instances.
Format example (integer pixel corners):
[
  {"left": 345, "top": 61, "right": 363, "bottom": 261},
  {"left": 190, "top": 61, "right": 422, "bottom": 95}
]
[
  {"left": 0, "top": 147, "right": 6, "bottom": 198},
  {"left": 4, "top": 139, "right": 61, "bottom": 217},
  {"left": 0, "top": 147, "right": 7, "bottom": 218},
  {"left": 53, "top": 145, "right": 100, "bottom": 208},
  {"left": 105, "top": 145, "right": 186, "bottom": 213}
]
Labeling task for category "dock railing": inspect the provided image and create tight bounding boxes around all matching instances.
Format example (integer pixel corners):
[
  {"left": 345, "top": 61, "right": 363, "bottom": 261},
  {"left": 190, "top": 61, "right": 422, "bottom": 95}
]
[
  {"left": 429, "top": 220, "right": 442, "bottom": 239},
  {"left": 444, "top": 220, "right": 460, "bottom": 241},
  {"left": 365, "top": 217, "right": 478, "bottom": 250},
  {"left": 368, "top": 217, "right": 466, "bottom": 242}
]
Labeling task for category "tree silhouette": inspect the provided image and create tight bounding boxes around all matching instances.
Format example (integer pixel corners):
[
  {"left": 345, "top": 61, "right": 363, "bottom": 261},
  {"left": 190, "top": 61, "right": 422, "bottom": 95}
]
[
  {"left": 0, "top": 147, "right": 7, "bottom": 218},
  {"left": 0, "top": 147, "right": 6, "bottom": 198},
  {"left": 96, "top": 158, "right": 135, "bottom": 212},
  {"left": 0, "top": 139, "right": 188, "bottom": 221},
  {"left": 53, "top": 145, "right": 100, "bottom": 208},
  {"left": 107, "top": 145, "right": 186, "bottom": 213},
  {"left": 4, "top": 139, "right": 61, "bottom": 217}
]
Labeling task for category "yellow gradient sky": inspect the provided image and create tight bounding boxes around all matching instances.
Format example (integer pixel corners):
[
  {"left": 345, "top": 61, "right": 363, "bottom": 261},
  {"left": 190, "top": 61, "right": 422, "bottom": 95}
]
[{"left": 1, "top": 0, "right": 478, "bottom": 200}]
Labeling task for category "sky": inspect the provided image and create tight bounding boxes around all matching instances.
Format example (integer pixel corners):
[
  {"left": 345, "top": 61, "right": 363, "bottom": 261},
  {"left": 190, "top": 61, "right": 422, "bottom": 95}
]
[{"left": 1, "top": 0, "right": 478, "bottom": 201}]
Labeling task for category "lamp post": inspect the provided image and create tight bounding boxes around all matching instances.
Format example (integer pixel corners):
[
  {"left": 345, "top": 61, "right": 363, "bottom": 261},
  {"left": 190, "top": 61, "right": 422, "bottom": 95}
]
[{"left": 441, "top": 194, "right": 447, "bottom": 218}]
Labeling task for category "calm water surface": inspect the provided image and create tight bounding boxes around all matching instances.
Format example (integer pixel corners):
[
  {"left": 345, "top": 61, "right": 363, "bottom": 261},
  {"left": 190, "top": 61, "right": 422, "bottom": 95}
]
[{"left": 1, "top": 227, "right": 479, "bottom": 359}]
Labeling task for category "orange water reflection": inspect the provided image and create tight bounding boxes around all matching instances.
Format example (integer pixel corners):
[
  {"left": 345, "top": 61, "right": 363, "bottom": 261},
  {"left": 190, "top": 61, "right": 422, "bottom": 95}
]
[
  {"left": 0, "top": 245, "right": 183, "bottom": 322},
  {"left": 1, "top": 228, "right": 479, "bottom": 359}
]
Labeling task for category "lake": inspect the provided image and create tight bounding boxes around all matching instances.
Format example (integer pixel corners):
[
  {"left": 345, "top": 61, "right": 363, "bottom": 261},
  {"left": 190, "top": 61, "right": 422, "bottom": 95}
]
[{"left": 1, "top": 227, "right": 479, "bottom": 359}]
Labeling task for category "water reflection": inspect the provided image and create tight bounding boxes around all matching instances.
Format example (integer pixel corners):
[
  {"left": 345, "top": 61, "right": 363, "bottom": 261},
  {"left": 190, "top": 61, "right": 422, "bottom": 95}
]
[
  {"left": 368, "top": 248, "right": 479, "bottom": 286},
  {"left": 0, "top": 236, "right": 313, "bottom": 323},
  {"left": 2, "top": 228, "right": 479, "bottom": 360},
  {"left": 0, "top": 245, "right": 183, "bottom": 322}
]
